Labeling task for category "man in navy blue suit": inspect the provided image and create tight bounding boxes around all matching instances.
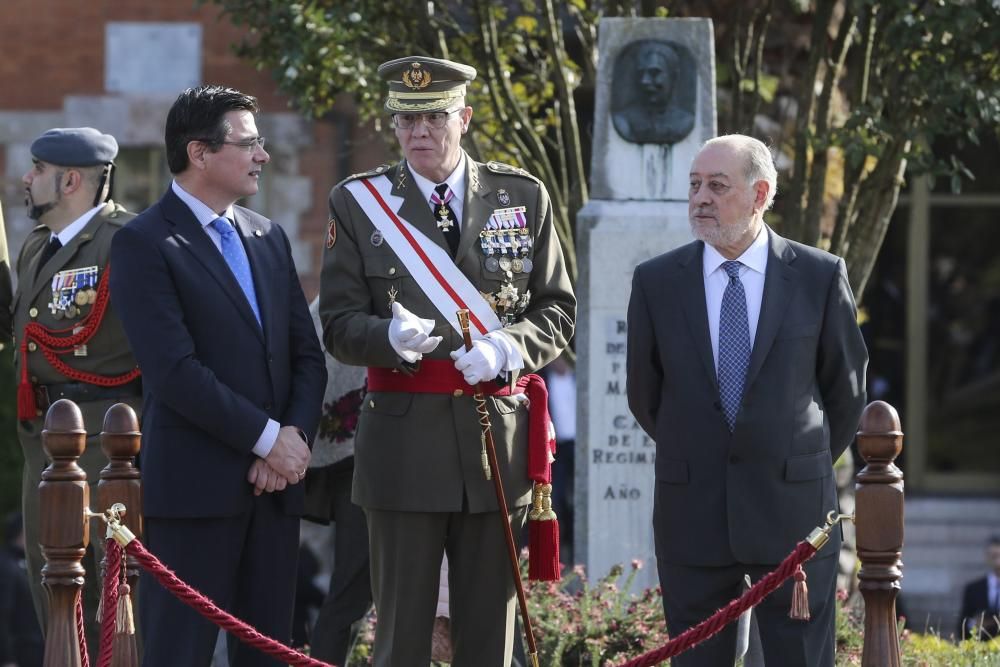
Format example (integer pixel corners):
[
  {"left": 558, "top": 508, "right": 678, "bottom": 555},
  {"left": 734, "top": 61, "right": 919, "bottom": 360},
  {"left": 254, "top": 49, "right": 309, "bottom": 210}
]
[{"left": 110, "top": 85, "right": 326, "bottom": 667}]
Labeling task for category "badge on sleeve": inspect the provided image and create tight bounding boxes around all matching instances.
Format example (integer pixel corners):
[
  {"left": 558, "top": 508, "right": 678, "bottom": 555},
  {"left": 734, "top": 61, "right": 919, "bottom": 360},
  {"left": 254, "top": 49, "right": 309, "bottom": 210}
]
[{"left": 326, "top": 218, "right": 338, "bottom": 249}]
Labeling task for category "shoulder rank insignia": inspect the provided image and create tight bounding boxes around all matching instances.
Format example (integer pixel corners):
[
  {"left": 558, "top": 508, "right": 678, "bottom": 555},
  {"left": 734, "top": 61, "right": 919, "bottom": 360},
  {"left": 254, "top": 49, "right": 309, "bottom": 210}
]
[
  {"left": 339, "top": 164, "right": 392, "bottom": 188},
  {"left": 326, "top": 219, "right": 337, "bottom": 249},
  {"left": 486, "top": 161, "right": 540, "bottom": 185}
]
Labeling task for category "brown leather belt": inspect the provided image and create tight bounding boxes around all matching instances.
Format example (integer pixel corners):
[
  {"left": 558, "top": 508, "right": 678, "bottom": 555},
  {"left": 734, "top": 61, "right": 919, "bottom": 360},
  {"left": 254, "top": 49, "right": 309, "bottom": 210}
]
[{"left": 34, "top": 377, "right": 142, "bottom": 412}]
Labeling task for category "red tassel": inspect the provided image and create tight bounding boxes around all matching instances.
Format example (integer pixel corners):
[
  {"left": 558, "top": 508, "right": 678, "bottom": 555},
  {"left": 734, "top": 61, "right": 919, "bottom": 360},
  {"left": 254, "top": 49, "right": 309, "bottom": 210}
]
[
  {"left": 17, "top": 343, "right": 37, "bottom": 421},
  {"left": 528, "top": 482, "right": 560, "bottom": 581},
  {"left": 528, "top": 517, "right": 560, "bottom": 582},
  {"left": 789, "top": 564, "right": 810, "bottom": 620}
]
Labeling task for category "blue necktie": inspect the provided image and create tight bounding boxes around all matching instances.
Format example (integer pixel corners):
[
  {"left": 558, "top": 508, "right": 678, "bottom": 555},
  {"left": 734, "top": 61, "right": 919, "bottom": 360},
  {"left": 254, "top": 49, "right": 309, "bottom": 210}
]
[
  {"left": 718, "top": 261, "right": 751, "bottom": 431},
  {"left": 210, "top": 217, "right": 261, "bottom": 327}
]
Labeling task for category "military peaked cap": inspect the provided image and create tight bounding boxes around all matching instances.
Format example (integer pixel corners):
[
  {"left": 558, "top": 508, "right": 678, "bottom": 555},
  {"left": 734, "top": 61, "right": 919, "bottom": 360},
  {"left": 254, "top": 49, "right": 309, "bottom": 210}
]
[{"left": 378, "top": 56, "right": 477, "bottom": 113}]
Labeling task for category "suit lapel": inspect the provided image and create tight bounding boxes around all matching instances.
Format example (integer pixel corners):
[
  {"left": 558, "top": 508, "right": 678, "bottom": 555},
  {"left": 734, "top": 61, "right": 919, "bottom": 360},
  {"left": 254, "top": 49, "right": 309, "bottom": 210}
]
[
  {"left": 161, "top": 190, "right": 264, "bottom": 343},
  {"left": 234, "top": 209, "right": 271, "bottom": 343},
  {"left": 744, "top": 229, "right": 797, "bottom": 391},
  {"left": 677, "top": 242, "right": 719, "bottom": 391},
  {"left": 392, "top": 162, "right": 451, "bottom": 256},
  {"left": 456, "top": 158, "right": 492, "bottom": 264},
  {"left": 28, "top": 206, "right": 108, "bottom": 305}
]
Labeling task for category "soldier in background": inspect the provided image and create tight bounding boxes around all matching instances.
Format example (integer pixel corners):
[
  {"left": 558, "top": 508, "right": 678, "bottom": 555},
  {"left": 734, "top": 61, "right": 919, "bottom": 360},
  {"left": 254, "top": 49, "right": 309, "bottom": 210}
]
[{"left": 12, "top": 128, "right": 142, "bottom": 646}]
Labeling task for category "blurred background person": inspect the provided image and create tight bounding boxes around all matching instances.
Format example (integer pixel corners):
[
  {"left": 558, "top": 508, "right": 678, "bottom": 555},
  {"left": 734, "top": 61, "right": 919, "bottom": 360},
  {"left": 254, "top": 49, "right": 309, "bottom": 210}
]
[
  {"left": 957, "top": 535, "right": 1000, "bottom": 641},
  {"left": 0, "top": 513, "right": 43, "bottom": 667}
]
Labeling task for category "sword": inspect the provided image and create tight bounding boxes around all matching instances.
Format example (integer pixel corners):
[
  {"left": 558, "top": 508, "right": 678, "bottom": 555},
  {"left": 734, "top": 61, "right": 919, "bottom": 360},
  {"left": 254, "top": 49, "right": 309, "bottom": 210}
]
[{"left": 456, "top": 309, "right": 539, "bottom": 667}]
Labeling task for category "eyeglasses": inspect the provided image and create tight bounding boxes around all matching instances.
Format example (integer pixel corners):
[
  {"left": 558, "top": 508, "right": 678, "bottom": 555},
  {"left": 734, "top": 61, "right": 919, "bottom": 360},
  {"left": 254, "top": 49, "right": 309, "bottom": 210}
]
[
  {"left": 195, "top": 136, "right": 267, "bottom": 152},
  {"left": 391, "top": 109, "right": 462, "bottom": 130},
  {"left": 220, "top": 136, "right": 267, "bottom": 152}
]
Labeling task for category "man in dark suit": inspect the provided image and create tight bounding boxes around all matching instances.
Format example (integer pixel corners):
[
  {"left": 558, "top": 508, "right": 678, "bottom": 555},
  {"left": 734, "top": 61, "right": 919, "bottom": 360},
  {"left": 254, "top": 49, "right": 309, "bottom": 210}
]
[
  {"left": 957, "top": 536, "right": 1000, "bottom": 641},
  {"left": 626, "top": 134, "right": 867, "bottom": 666},
  {"left": 109, "top": 85, "right": 326, "bottom": 667}
]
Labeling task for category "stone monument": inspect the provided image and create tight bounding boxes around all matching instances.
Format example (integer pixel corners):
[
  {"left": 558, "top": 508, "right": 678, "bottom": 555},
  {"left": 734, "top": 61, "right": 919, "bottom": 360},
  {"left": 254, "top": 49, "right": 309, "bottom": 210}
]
[{"left": 576, "top": 18, "right": 716, "bottom": 590}]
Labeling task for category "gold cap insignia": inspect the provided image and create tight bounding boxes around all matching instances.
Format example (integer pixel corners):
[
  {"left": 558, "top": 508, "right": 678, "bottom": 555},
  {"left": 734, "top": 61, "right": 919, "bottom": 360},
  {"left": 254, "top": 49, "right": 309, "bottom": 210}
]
[{"left": 402, "top": 62, "right": 432, "bottom": 89}]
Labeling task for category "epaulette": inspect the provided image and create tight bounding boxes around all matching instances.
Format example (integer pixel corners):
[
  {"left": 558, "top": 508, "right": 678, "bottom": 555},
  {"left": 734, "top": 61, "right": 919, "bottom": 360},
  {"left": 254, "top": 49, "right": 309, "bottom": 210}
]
[
  {"left": 336, "top": 164, "right": 394, "bottom": 189},
  {"left": 486, "top": 160, "right": 540, "bottom": 184},
  {"left": 103, "top": 201, "right": 130, "bottom": 224}
]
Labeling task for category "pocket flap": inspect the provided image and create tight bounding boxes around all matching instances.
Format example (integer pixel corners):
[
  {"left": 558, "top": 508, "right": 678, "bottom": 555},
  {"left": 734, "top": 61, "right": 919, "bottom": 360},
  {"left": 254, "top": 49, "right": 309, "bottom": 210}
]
[
  {"left": 785, "top": 450, "right": 832, "bottom": 481},
  {"left": 657, "top": 458, "right": 689, "bottom": 484},
  {"left": 360, "top": 392, "right": 414, "bottom": 416}
]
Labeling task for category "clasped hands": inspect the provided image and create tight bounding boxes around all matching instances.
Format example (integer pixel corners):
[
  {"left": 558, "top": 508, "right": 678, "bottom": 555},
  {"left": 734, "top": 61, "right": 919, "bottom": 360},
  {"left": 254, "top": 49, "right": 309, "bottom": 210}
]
[
  {"left": 247, "top": 425, "right": 310, "bottom": 496},
  {"left": 388, "top": 301, "right": 506, "bottom": 385}
]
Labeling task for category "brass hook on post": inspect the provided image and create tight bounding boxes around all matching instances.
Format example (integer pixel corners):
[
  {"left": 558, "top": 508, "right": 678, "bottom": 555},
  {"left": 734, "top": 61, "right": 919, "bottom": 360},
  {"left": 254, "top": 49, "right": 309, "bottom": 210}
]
[
  {"left": 805, "top": 511, "right": 855, "bottom": 550},
  {"left": 88, "top": 502, "right": 137, "bottom": 547}
]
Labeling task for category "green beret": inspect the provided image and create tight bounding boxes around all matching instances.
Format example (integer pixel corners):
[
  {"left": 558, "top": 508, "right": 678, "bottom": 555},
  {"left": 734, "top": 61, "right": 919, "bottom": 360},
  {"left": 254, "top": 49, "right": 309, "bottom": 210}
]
[
  {"left": 378, "top": 56, "right": 477, "bottom": 113},
  {"left": 30, "top": 127, "right": 118, "bottom": 167}
]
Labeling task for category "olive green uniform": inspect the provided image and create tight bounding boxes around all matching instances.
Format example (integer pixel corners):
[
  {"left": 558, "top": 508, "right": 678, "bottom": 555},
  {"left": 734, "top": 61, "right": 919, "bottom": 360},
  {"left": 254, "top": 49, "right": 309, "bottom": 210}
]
[
  {"left": 12, "top": 201, "right": 142, "bottom": 637},
  {"left": 320, "top": 155, "right": 575, "bottom": 665}
]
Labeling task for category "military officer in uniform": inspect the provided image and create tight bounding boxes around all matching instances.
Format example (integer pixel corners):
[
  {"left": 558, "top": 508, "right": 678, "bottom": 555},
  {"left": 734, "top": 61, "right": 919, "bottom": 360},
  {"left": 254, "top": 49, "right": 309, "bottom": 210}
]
[
  {"left": 12, "top": 128, "right": 142, "bottom": 639},
  {"left": 319, "top": 56, "right": 576, "bottom": 666}
]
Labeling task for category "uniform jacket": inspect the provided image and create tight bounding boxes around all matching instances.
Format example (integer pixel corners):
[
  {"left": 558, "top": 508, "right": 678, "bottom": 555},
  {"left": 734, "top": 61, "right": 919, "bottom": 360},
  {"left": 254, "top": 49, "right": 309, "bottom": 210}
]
[
  {"left": 626, "top": 228, "right": 868, "bottom": 566},
  {"left": 319, "top": 155, "right": 576, "bottom": 514},
  {"left": 13, "top": 201, "right": 140, "bottom": 431},
  {"left": 109, "top": 187, "right": 327, "bottom": 519}
]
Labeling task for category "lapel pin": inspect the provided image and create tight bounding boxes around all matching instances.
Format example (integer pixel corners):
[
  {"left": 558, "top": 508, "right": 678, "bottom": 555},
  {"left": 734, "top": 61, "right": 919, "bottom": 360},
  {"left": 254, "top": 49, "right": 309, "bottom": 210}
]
[{"left": 254, "top": 229, "right": 263, "bottom": 237}]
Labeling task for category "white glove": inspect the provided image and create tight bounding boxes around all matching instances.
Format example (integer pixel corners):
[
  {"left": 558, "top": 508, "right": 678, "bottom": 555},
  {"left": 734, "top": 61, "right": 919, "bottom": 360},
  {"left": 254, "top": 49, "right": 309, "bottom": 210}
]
[
  {"left": 388, "top": 302, "right": 442, "bottom": 363},
  {"left": 450, "top": 338, "right": 507, "bottom": 385}
]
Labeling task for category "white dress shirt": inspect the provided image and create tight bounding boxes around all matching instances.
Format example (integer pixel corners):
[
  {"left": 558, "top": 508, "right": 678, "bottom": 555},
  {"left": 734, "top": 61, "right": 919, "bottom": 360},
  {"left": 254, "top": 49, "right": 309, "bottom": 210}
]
[
  {"left": 703, "top": 227, "right": 770, "bottom": 370},
  {"left": 52, "top": 203, "right": 105, "bottom": 246},
  {"left": 171, "top": 180, "right": 278, "bottom": 459}
]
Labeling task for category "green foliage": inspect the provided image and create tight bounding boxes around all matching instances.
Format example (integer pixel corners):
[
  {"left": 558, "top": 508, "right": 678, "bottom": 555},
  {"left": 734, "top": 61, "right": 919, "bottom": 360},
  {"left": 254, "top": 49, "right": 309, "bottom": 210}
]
[
  {"left": 344, "top": 561, "right": 1000, "bottom": 665},
  {"left": 901, "top": 634, "right": 1000, "bottom": 666},
  {"left": 524, "top": 560, "right": 669, "bottom": 665}
]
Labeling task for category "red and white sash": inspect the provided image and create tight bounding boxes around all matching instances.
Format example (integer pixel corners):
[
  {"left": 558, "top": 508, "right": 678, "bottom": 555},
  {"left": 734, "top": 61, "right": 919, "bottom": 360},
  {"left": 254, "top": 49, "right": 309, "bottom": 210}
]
[{"left": 345, "top": 175, "right": 502, "bottom": 338}]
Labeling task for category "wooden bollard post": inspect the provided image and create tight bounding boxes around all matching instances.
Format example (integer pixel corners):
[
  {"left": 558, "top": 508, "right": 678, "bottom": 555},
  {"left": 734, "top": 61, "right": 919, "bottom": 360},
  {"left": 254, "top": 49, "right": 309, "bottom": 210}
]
[
  {"left": 97, "top": 403, "right": 142, "bottom": 667},
  {"left": 855, "top": 400, "right": 904, "bottom": 667},
  {"left": 39, "top": 399, "right": 89, "bottom": 667}
]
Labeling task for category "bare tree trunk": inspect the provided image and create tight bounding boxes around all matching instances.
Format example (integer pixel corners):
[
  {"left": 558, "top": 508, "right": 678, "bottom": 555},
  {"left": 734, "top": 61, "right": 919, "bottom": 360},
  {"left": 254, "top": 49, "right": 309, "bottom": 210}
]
[{"left": 844, "top": 141, "right": 909, "bottom": 301}]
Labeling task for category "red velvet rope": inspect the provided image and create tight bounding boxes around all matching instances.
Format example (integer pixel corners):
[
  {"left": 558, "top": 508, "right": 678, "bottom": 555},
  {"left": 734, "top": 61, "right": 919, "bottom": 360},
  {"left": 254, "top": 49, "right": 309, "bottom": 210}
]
[
  {"left": 75, "top": 592, "right": 90, "bottom": 667},
  {"left": 615, "top": 541, "right": 819, "bottom": 667},
  {"left": 97, "top": 539, "right": 123, "bottom": 667},
  {"left": 124, "top": 539, "right": 336, "bottom": 667}
]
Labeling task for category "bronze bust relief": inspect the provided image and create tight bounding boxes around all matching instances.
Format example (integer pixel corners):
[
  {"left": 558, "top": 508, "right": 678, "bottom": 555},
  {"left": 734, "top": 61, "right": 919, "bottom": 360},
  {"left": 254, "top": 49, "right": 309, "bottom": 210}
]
[{"left": 612, "top": 40, "right": 696, "bottom": 145}]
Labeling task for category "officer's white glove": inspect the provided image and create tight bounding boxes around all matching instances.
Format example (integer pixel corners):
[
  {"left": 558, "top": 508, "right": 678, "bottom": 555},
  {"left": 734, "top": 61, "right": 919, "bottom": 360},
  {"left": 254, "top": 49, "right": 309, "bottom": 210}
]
[
  {"left": 388, "top": 301, "right": 442, "bottom": 363},
  {"left": 450, "top": 337, "right": 507, "bottom": 385}
]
